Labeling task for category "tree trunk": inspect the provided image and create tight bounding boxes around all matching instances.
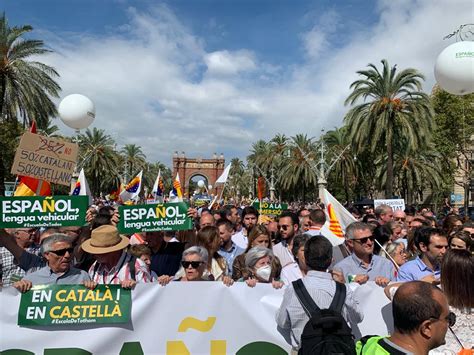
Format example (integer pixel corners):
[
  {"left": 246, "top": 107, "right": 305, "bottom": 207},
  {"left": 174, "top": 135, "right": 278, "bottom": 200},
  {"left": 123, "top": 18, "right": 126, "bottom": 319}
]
[{"left": 385, "top": 129, "right": 394, "bottom": 198}]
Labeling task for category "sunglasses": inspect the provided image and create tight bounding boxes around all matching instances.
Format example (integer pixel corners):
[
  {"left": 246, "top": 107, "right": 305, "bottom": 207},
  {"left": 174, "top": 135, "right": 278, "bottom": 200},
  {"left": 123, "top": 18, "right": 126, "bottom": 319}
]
[
  {"left": 430, "top": 311, "right": 456, "bottom": 327},
  {"left": 49, "top": 247, "right": 74, "bottom": 256},
  {"left": 353, "top": 236, "right": 375, "bottom": 244},
  {"left": 394, "top": 217, "right": 406, "bottom": 221},
  {"left": 181, "top": 261, "right": 204, "bottom": 269},
  {"left": 279, "top": 225, "right": 290, "bottom": 231}
]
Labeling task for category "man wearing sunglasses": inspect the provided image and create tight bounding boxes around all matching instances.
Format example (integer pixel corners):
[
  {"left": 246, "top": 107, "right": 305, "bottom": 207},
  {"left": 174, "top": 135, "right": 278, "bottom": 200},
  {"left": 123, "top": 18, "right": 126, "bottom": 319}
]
[
  {"left": 357, "top": 281, "right": 452, "bottom": 354},
  {"left": 12, "top": 233, "right": 91, "bottom": 293},
  {"left": 334, "top": 222, "right": 395, "bottom": 286}
]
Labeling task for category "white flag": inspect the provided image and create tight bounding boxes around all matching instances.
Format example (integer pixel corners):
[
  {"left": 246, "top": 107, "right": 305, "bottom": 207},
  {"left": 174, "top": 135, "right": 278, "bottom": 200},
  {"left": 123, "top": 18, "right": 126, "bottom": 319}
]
[
  {"left": 215, "top": 163, "right": 231, "bottom": 184},
  {"left": 71, "top": 168, "right": 93, "bottom": 206},
  {"left": 319, "top": 188, "right": 357, "bottom": 246},
  {"left": 151, "top": 170, "right": 164, "bottom": 202},
  {"left": 120, "top": 171, "right": 143, "bottom": 202}
]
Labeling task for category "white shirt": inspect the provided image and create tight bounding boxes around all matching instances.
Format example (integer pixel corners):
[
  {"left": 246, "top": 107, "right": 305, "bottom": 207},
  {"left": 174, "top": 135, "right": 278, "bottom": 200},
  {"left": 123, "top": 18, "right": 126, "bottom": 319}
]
[
  {"left": 232, "top": 230, "right": 248, "bottom": 249},
  {"left": 273, "top": 241, "right": 295, "bottom": 268},
  {"left": 280, "top": 262, "right": 304, "bottom": 285}
]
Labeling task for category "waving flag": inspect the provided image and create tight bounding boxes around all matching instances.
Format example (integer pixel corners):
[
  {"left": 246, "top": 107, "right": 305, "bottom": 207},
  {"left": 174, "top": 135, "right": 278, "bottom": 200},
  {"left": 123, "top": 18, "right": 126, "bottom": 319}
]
[
  {"left": 71, "top": 168, "right": 93, "bottom": 205},
  {"left": 215, "top": 163, "right": 231, "bottom": 184},
  {"left": 152, "top": 170, "right": 165, "bottom": 201},
  {"left": 120, "top": 171, "right": 143, "bottom": 202},
  {"left": 14, "top": 120, "right": 51, "bottom": 197},
  {"left": 170, "top": 173, "right": 183, "bottom": 202},
  {"left": 319, "top": 188, "right": 357, "bottom": 246}
]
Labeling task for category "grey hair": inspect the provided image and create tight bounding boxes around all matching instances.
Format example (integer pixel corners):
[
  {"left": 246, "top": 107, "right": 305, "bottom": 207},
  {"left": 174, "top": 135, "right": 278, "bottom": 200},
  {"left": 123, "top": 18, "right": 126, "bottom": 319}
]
[
  {"left": 245, "top": 246, "right": 273, "bottom": 268},
  {"left": 40, "top": 233, "right": 74, "bottom": 254},
  {"left": 382, "top": 242, "right": 404, "bottom": 258},
  {"left": 182, "top": 246, "right": 208, "bottom": 264},
  {"left": 375, "top": 204, "right": 392, "bottom": 218},
  {"left": 345, "top": 222, "right": 373, "bottom": 240},
  {"left": 292, "top": 234, "right": 311, "bottom": 259}
]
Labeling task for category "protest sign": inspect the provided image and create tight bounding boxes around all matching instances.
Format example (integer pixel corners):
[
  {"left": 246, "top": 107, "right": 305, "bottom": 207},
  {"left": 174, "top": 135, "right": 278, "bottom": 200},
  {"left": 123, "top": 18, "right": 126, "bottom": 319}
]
[
  {"left": 252, "top": 202, "right": 288, "bottom": 216},
  {"left": 0, "top": 196, "right": 88, "bottom": 228},
  {"left": 18, "top": 285, "right": 131, "bottom": 326},
  {"left": 11, "top": 132, "right": 78, "bottom": 186},
  {"left": 374, "top": 198, "right": 405, "bottom": 211},
  {"left": 118, "top": 202, "right": 192, "bottom": 234}
]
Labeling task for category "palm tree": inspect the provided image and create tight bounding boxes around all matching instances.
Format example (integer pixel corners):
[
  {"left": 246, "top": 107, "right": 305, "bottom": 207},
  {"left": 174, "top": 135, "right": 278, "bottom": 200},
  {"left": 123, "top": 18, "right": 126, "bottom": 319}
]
[
  {"left": 0, "top": 13, "right": 61, "bottom": 195},
  {"left": 324, "top": 127, "right": 357, "bottom": 202},
  {"left": 344, "top": 59, "right": 433, "bottom": 197},
  {"left": 143, "top": 161, "right": 172, "bottom": 197},
  {"left": 121, "top": 144, "right": 146, "bottom": 179},
  {"left": 78, "top": 128, "right": 119, "bottom": 195},
  {"left": 37, "top": 118, "right": 61, "bottom": 137},
  {"left": 279, "top": 134, "right": 317, "bottom": 201}
]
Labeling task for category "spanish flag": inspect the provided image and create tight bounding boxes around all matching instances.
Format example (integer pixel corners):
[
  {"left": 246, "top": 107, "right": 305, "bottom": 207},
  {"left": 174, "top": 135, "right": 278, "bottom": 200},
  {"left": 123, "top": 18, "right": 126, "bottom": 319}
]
[
  {"left": 14, "top": 120, "right": 51, "bottom": 196},
  {"left": 119, "top": 171, "right": 143, "bottom": 202}
]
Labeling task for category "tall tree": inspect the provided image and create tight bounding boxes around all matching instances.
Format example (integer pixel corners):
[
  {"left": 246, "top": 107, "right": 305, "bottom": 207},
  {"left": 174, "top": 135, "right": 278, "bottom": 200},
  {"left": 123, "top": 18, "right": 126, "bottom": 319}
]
[
  {"left": 0, "top": 13, "right": 61, "bottom": 195},
  {"left": 78, "top": 128, "right": 119, "bottom": 195},
  {"left": 344, "top": 59, "right": 433, "bottom": 198},
  {"left": 121, "top": 144, "right": 146, "bottom": 180}
]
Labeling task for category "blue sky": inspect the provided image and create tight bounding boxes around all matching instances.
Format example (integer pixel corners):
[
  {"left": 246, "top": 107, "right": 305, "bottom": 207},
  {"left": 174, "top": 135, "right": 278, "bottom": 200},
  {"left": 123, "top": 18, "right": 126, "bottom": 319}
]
[{"left": 2, "top": 0, "right": 471, "bottom": 166}]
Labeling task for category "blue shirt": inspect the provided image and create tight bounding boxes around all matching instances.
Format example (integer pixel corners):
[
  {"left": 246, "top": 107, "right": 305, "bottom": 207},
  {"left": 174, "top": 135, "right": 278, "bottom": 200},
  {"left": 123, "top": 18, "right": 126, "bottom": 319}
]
[
  {"left": 334, "top": 253, "right": 395, "bottom": 281},
  {"left": 24, "top": 265, "right": 90, "bottom": 285},
  {"left": 396, "top": 256, "right": 440, "bottom": 282},
  {"left": 218, "top": 242, "right": 245, "bottom": 274}
]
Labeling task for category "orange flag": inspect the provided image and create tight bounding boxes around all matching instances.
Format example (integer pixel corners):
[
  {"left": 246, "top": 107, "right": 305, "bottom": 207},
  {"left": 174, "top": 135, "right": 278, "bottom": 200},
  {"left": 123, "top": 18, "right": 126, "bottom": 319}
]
[{"left": 257, "top": 176, "right": 265, "bottom": 201}]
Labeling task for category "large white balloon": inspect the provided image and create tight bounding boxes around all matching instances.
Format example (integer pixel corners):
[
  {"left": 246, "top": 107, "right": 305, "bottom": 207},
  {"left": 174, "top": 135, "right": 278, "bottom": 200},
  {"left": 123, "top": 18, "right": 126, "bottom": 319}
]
[
  {"left": 434, "top": 41, "right": 474, "bottom": 95},
  {"left": 197, "top": 180, "right": 205, "bottom": 188},
  {"left": 58, "top": 94, "right": 96, "bottom": 129}
]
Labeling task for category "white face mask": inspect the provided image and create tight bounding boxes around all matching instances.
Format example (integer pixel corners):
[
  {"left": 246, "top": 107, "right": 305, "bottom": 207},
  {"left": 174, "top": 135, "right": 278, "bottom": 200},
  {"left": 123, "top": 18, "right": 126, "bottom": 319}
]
[{"left": 256, "top": 265, "right": 272, "bottom": 281}]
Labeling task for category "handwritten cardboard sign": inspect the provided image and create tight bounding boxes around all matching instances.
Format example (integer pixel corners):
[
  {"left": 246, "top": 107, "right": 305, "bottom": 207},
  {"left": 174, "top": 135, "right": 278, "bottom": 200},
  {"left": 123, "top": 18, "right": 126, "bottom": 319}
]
[{"left": 11, "top": 132, "right": 78, "bottom": 186}]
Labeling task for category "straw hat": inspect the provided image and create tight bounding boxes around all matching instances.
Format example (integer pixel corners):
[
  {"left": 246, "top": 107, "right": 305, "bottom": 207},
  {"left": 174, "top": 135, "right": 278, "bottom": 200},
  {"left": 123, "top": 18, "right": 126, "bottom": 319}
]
[{"left": 81, "top": 225, "right": 129, "bottom": 254}]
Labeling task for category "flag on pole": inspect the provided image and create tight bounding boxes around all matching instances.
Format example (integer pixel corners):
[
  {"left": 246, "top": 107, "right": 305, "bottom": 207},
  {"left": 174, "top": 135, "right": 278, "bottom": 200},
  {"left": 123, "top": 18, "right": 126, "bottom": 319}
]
[
  {"left": 71, "top": 168, "right": 93, "bottom": 205},
  {"left": 215, "top": 163, "right": 231, "bottom": 184},
  {"left": 169, "top": 173, "right": 183, "bottom": 202},
  {"left": 319, "top": 188, "right": 357, "bottom": 246},
  {"left": 14, "top": 120, "right": 52, "bottom": 197},
  {"left": 120, "top": 171, "right": 143, "bottom": 202},
  {"left": 152, "top": 170, "right": 165, "bottom": 201},
  {"left": 257, "top": 176, "right": 265, "bottom": 201}
]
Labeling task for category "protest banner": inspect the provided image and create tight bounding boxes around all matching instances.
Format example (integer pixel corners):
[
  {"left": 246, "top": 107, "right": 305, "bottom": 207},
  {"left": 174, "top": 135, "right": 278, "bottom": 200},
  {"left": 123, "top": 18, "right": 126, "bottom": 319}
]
[
  {"left": 0, "top": 282, "right": 391, "bottom": 354},
  {"left": 252, "top": 202, "right": 288, "bottom": 217},
  {"left": 18, "top": 285, "right": 131, "bottom": 326},
  {"left": 11, "top": 132, "right": 79, "bottom": 186},
  {"left": 118, "top": 202, "right": 193, "bottom": 234},
  {"left": 374, "top": 198, "right": 406, "bottom": 211},
  {"left": 0, "top": 195, "right": 88, "bottom": 228}
]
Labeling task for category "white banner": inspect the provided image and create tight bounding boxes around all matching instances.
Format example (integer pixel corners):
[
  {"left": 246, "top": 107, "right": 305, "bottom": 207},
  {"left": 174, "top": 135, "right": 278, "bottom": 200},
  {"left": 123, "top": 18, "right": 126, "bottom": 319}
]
[
  {"left": 0, "top": 282, "right": 392, "bottom": 354},
  {"left": 374, "top": 199, "right": 405, "bottom": 211}
]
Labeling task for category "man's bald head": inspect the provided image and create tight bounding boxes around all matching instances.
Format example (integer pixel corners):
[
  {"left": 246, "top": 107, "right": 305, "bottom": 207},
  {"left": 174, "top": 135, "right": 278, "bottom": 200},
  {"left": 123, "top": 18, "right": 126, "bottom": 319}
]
[{"left": 200, "top": 213, "right": 215, "bottom": 229}]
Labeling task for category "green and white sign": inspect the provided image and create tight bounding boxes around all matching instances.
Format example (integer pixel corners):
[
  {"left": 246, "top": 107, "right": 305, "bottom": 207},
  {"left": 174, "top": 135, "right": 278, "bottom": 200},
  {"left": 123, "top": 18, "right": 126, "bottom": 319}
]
[
  {"left": 18, "top": 285, "right": 131, "bottom": 326},
  {"left": 0, "top": 195, "right": 88, "bottom": 228},
  {"left": 252, "top": 202, "right": 288, "bottom": 217},
  {"left": 118, "top": 202, "right": 192, "bottom": 234}
]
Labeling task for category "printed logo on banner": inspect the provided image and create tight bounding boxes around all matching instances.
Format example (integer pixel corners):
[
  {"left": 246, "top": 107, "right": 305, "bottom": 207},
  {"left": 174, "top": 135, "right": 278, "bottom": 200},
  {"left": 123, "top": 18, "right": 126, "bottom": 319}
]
[
  {"left": 18, "top": 285, "right": 131, "bottom": 326},
  {"left": 0, "top": 196, "right": 88, "bottom": 228},
  {"left": 118, "top": 202, "right": 193, "bottom": 234},
  {"left": 252, "top": 202, "right": 288, "bottom": 217}
]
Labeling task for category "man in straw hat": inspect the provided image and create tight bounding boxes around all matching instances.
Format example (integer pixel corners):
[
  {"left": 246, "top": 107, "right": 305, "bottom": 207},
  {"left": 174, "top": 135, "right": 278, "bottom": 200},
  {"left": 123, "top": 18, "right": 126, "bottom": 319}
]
[{"left": 81, "top": 225, "right": 153, "bottom": 288}]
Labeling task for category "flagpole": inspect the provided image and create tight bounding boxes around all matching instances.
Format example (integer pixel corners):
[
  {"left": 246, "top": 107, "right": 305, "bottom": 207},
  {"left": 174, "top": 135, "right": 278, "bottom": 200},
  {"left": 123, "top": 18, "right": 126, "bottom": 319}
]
[{"left": 375, "top": 239, "right": 399, "bottom": 270}]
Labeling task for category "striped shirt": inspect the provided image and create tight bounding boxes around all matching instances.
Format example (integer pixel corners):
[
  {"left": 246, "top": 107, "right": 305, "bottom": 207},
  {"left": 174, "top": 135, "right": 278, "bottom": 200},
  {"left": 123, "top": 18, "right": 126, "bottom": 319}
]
[
  {"left": 88, "top": 252, "right": 152, "bottom": 284},
  {"left": 276, "top": 270, "right": 363, "bottom": 349},
  {"left": 0, "top": 245, "right": 41, "bottom": 286}
]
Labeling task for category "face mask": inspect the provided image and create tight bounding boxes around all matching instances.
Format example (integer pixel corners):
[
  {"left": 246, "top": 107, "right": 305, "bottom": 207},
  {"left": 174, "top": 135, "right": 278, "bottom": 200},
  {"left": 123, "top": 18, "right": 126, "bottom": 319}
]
[{"left": 256, "top": 265, "right": 272, "bottom": 281}]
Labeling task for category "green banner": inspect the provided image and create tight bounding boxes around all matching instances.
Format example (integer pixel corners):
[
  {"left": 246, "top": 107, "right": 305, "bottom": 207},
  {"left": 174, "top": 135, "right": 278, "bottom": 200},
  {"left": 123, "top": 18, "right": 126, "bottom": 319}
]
[
  {"left": 0, "top": 195, "right": 88, "bottom": 228},
  {"left": 252, "top": 202, "right": 288, "bottom": 216},
  {"left": 18, "top": 284, "right": 131, "bottom": 326},
  {"left": 118, "top": 202, "right": 192, "bottom": 234}
]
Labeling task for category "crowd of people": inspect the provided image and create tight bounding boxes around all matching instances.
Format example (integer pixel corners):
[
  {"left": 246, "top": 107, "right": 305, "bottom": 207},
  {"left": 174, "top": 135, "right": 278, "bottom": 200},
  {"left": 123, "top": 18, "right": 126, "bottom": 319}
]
[{"left": 0, "top": 199, "right": 472, "bottom": 354}]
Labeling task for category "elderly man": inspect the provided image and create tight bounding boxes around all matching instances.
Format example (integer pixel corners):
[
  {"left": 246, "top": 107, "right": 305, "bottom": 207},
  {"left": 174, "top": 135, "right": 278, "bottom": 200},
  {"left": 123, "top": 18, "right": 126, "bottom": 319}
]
[
  {"left": 0, "top": 228, "right": 39, "bottom": 286},
  {"left": 392, "top": 210, "right": 406, "bottom": 223},
  {"left": 81, "top": 225, "right": 152, "bottom": 287},
  {"left": 375, "top": 204, "right": 393, "bottom": 226},
  {"left": 334, "top": 222, "right": 395, "bottom": 286},
  {"left": 13, "top": 233, "right": 90, "bottom": 292}
]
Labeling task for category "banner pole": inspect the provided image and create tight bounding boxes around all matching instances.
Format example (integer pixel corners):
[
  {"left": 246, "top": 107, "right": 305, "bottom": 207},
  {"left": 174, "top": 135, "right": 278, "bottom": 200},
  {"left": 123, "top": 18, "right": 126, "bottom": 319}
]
[
  {"left": 35, "top": 180, "right": 43, "bottom": 196},
  {"left": 375, "top": 239, "right": 399, "bottom": 270}
]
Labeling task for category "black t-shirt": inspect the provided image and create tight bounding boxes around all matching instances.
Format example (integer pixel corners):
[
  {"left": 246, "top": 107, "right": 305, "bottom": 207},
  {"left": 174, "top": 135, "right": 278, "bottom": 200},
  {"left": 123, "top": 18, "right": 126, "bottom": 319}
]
[{"left": 150, "top": 241, "right": 185, "bottom": 277}]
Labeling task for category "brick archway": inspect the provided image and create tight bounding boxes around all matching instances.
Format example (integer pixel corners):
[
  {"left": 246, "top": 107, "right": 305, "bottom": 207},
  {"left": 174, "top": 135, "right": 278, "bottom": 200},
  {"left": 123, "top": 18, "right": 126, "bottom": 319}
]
[{"left": 172, "top": 152, "right": 225, "bottom": 197}]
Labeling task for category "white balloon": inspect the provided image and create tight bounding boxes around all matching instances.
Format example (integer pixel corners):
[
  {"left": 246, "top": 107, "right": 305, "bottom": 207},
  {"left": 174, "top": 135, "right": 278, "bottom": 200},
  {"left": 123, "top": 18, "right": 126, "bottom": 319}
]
[
  {"left": 208, "top": 185, "right": 213, "bottom": 190},
  {"left": 434, "top": 41, "right": 474, "bottom": 95},
  {"left": 58, "top": 94, "right": 96, "bottom": 129},
  {"left": 197, "top": 180, "right": 205, "bottom": 188}
]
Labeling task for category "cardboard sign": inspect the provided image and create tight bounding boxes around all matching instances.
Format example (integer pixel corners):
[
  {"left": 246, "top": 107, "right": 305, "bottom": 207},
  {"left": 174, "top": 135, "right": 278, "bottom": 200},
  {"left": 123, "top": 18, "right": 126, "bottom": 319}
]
[
  {"left": 252, "top": 202, "right": 288, "bottom": 217},
  {"left": 18, "top": 285, "right": 131, "bottom": 326},
  {"left": 11, "top": 132, "right": 78, "bottom": 186},
  {"left": 0, "top": 196, "right": 88, "bottom": 228},
  {"left": 118, "top": 202, "right": 192, "bottom": 234},
  {"left": 374, "top": 199, "right": 405, "bottom": 211}
]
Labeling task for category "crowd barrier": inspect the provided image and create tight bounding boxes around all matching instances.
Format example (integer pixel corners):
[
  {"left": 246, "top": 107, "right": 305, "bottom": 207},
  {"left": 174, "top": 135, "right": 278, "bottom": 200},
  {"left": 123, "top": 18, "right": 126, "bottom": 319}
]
[{"left": 0, "top": 282, "right": 392, "bottom": 354}]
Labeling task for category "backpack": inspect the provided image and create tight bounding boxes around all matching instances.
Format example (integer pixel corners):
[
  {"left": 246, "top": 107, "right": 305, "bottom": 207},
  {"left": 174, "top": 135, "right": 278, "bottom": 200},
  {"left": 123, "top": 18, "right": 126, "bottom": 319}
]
[{"left": 293, "top": 279, "right": 356, "bottom": 355}]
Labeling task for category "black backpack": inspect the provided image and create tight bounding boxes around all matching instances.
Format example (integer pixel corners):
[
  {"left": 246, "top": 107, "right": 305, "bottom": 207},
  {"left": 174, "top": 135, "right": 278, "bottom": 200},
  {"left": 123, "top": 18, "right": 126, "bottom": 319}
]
[{"left": 293, "top": 279, "right": 356, "bottom": 355}]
